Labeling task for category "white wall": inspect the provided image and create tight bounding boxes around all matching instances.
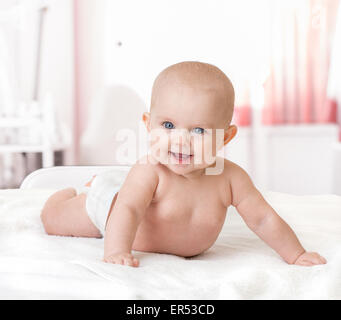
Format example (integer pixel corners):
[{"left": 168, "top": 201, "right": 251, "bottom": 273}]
[
  {"left": 226, "top": 124, "right": 340, "bottom": 195},
  {"left": 333, "top": 144, "right": 341, "bottom": 194},
  {"left": 104, "top": 0, "right": 269, "bottom": 108}
]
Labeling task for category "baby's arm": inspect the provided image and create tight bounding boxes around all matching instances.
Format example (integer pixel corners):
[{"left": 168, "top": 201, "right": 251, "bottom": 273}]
[
  {"left": 103, "top": 162, "right": 159, "bottom": 267},
  {"left": 228, "top": 163, "right": 326, "bottom": 266}
]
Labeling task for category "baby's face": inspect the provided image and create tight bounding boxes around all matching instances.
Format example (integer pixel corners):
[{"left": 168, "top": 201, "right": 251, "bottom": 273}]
[{"left": 144, "top": 80, "right": 234, "bottom": 176}]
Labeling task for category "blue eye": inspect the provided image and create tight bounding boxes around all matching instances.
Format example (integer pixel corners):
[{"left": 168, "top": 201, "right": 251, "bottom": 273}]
[
  {"left": 193, "top": 127, "right": 205, "bottom": 135},
  {"left": 162, "top": 121, "right": 175, "bottom": 129}
]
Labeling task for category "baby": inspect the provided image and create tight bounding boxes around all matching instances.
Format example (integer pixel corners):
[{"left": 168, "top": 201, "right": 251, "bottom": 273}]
[{"left": 41, "top": 61, "right": 327, "bottom": 268}]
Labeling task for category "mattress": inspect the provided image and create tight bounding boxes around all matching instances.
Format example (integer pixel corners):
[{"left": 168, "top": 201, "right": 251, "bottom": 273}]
[{"left": 0, "top": 188, "right": 340, "bottom": 299}]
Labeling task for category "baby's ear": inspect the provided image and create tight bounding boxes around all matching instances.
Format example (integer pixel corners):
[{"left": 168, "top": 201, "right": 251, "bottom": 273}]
[
  {"left": 224, "top": 125, "right": 238, "bottom": 146},
  {"left": 142, "top": 112, "right": 151, "bottom": 132}
]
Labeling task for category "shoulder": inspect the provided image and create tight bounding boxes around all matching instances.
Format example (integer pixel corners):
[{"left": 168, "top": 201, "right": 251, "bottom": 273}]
[
  {"left": 126, "top": 155, "right": 160, "bottom": 184},
  {"left": 221, "top": 158, "right": 250, "bottom": 181},
  {"left": 221, "top": 158, "right": 256, "bottom": 206},
  {"left": 115, "top": 156, "right": 161, "bottom": 209},
  {"left": 116, "top": 156, "right": 160, "bottom": 202}
]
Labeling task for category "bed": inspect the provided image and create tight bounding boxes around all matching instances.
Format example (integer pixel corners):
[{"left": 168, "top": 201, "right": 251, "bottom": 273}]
[{"left": 0, "top": 165, "right": 341, "bottom": 299}]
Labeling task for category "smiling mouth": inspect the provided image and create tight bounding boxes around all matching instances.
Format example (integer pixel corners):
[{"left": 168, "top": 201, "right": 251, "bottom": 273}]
[{"left": 169, "top": 152, "right": 194, "bottom": 163}]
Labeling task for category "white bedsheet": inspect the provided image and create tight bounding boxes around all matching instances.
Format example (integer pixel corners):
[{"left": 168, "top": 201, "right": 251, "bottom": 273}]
[{"left": 0, "top": 188, "right": 340, "bottom": 300}]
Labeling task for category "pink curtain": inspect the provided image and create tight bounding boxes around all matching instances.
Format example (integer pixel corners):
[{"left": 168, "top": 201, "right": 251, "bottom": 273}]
[
  {"left": 233, "top": 105, "right": 252, "bottom": 127},
  {"left": 233, "top": 85, "right": 252, "bottom": 127},
  {"left": 329, "top": 2, "right": 341, "bottom": 140},
  {"left": 262, "top": 0, "right": 340, "bottom": 127}
]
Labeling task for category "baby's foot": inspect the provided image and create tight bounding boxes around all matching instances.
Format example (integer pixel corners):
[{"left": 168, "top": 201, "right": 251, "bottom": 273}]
[
  {"left": 85, "top": 175, "right": 97, "bottom": 187},
  {"left": 103, "top": 252, "right": 139, "bottom": 267}
]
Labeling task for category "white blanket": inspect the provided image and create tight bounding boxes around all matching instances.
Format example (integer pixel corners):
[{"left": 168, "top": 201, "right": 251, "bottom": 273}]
[{"left": 0, "top": 188, "right": 340, "bottom": 300}]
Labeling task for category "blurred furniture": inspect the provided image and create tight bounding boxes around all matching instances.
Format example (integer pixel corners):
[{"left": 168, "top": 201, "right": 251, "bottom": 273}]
[
  {"left": 0, "top": 115, "right": 65, "bottom": 168},
  {"left": 0, "top": 5, "right": 67, "bottom": 188},
  {"left": 79, "top": 85, "right": 147, "bottom": 166}
]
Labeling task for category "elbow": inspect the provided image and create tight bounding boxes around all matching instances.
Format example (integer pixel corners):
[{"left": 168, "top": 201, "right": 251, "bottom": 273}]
[{"left": 113, "top": 202, "right": 145, "bottom": 223}]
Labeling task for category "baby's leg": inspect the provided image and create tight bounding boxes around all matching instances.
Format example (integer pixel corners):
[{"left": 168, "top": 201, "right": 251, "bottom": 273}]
[{"left": 41, "top": 188, "right": 101, "bottom": 238}]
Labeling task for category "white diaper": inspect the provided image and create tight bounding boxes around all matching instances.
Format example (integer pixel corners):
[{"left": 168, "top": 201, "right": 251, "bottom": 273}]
[{"left": 80, "top": 169, "right": 129, "bottom": 236}]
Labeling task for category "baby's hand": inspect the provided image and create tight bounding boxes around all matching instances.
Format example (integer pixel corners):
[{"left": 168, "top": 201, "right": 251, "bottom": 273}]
[
  {"left": 103, "top": 252, "right": 139, "bottom": 267},
  {"left": 294, "top": 252, "right": 327, "bottom": 266}
]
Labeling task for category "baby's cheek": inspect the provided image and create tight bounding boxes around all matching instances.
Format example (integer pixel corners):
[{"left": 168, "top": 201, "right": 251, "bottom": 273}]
[
  {"left": 149, "top": 131, "right": 170, "bottom": 163},
  {"left": 192, "top": 136, "right": 215, "bottom": 164},
  {"left": 204, "top": 139, "right": 217, "bottom": 162},
  {"left": 204, "top": 131, "right": 225, "bottom": 157}
]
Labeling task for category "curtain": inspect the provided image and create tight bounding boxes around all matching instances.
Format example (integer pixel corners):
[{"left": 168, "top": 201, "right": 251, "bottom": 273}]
[
  {"left": 262, "top": 0, "right": 340, "bottom": 126},
  {"left": 328, "top": 2, "right": 341, "bottom": 140}
]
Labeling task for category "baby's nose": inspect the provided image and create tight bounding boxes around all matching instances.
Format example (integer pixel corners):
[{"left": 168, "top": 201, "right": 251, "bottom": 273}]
[{"left": 171, "top": 129, "right": 191, "bottom": 148}]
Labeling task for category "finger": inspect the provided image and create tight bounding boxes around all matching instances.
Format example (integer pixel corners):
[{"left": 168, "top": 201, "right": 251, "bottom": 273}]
[
  {"left": 309, "top": 255, "right": 320, "bottom": 265},
  {"left": 316, "top": 256, "right": 327, "bottom": 265},
  {"left": 311, "top": 254, "right": 326, "bottom": 265},
  {"left": 124, "top": 258, "right": 133, "bottom": 266},
  {"left": 314, "top": 253, "right": 327, "bottom": 264},
  {"left": 296, "top": 260, "right": 314, "bottom": 267},
  {"left": 133, "top": 258, "right": 139, "bottom": 267},
  {"left": 103, "top": 257, "right": 115, "bottom": 264}
]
